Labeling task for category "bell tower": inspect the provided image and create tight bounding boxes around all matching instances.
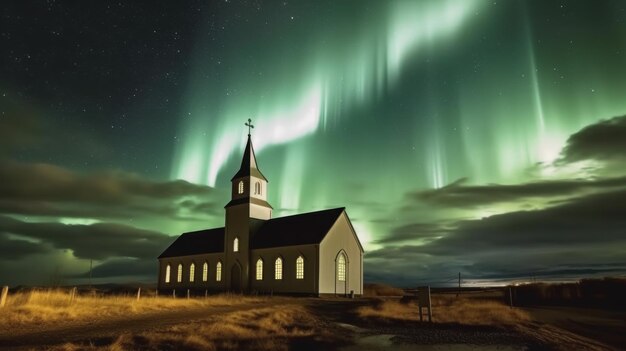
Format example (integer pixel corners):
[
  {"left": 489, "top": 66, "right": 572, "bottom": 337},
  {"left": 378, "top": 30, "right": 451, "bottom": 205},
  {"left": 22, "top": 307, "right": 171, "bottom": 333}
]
[{"left": 224, "top": 119, "right": 272, "bottom": 291}]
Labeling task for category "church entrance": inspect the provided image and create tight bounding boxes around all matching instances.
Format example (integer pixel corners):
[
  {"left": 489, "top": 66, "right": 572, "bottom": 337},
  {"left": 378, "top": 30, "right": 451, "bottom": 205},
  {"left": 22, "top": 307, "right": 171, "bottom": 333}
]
[
  {"left": 335, "top": 252, "right": 348, "bottom": 296},
  {"left": 230, "top": 264, "right": 242, "bottom": 292}
]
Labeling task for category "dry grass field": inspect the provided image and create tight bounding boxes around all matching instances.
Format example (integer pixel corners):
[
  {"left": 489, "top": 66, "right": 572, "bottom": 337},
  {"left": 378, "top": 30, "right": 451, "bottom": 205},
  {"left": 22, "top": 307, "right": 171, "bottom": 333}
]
[
  {"left": 0, "top": 289, "right": 264, "bottom": 328},
  {"left": 1, "top": 285, "right": 623, "bottom": 350},
  {"left": 357, "top": 293, "right": 530, "bottom": 326},
  {"left": 52, "top": 304, "right": 338, "bottom": 351}
]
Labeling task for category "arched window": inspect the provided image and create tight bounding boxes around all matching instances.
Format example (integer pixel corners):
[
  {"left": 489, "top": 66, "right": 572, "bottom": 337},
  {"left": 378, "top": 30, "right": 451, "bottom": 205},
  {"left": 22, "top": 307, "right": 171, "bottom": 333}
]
[
  {"left": 254, "top": 181, "right": 261, "bottom": 195},
  {"left": 233, "top": 237, "right": 239, "bottom": 252},
  {"left": 238, "top": 181, "right": 244, "bottom": 194},
  {"left": 275, "top": 257, "right": 283, "bottom": 280},
  {"left": 189, "top": 263, "right": 195, "bottom": 282},
  {"left": 202, "top": 262, "right": 208, "bottom": 282},
  {"left": 337, "top": 253, "right": 346, "bottom": 282},
  {"left": 177, "top": 263, "right": 183, "bottom": 283},
  {"left": 256, "top": 258, "right": 263, "bottom": 280},
  {"left": 216, "top": 261, "right": 222, "bottom": 281},
  {"left": 165, "top": 264, "right": 171, "bottom": 283},
  {"left": 296, "top": 256, "right": 304, "bottom": 280}
]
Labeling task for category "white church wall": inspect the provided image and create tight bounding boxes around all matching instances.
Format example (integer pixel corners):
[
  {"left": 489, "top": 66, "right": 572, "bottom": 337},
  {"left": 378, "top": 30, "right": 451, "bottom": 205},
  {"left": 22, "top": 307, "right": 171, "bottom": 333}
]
[
  {"left": 249, "top": 244, "right": 317, "bottom": 294},
  {"left": 318, "top": 212, "right": 364, "bottom": 295},
  {"left": 250, "top": 203, "right": 271, "bottom": 220}
]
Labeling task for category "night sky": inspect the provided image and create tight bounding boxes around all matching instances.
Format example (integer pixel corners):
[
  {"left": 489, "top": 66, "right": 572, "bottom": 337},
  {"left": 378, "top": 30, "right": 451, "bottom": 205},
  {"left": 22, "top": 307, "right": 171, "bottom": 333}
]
[{"left": 2, "top": 0, "right": 626, "bottom": 287}]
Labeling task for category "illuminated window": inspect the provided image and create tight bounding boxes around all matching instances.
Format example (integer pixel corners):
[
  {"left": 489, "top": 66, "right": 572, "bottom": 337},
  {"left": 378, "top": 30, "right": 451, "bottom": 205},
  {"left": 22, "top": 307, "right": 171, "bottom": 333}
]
[
  {"left": 275, "top": 257, "right": 283, "bottom": 280},
  {"left": 189, "top": 263, "right": 195, "bottom": 282},
  {"left": 337, "top": 254, "right": 346, "bottom": 282},
  {"left": 177, "top": 263, "right": 183, "bottom": 283},
  {"left": 203, "top": 262, "right": 208, "bottom": 282},
  {"left": 256, "top": 258, "right": 263, "bottom": 280},
  {"left": 238, "top": 181, "right": 244, "bottom": 194},
  {"left": 296, "top": 256, "right": 304, "bottom": 280},
  {"left": 255, "top": 182, "right": 261, "bottom": 195},
  {"left": 165, "top": 264, "right": 171, "bottom": 283},
  {"left": 233, "top": 237, "right": 239, "bottom": 252},
  {"left": 216, "top": 261, "right": 222, "bottom": 281}
]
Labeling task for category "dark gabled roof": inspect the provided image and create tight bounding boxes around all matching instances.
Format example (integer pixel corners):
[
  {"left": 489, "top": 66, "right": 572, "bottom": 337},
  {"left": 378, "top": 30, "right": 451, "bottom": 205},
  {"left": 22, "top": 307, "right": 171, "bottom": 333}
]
[
  {"left": 158, "top": 207, "right": 348, "bottom": 258},
  {"left": 231, "top": 135, "right": 268, "bottom": 181},
  {"left": 158, "top": 227, "right": 224, "bottom": 258},
  {"left": 251, "top": 207, "right": 345, "bottom": 249}
]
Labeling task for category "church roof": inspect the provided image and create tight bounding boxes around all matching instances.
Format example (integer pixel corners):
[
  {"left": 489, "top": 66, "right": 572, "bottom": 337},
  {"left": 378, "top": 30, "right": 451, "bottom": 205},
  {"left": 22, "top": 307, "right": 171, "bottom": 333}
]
[
  {"left": 251, "top": 207, "right": 345, "bottom": 249},
  {"left": 158, "top": 227, "right": 224, "bottom": 258},
  {"left": 231, "top": 135, "right": 268, "bottom": 181},
  {"left": 157, "top": 207, "right": 346, "bottom": 258}
]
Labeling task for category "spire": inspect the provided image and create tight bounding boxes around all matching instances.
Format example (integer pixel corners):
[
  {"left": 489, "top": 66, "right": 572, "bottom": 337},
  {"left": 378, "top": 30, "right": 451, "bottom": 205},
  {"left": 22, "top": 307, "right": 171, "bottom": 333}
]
[{"left": 231, "top": 120, "right": 267, "bottom": 181}]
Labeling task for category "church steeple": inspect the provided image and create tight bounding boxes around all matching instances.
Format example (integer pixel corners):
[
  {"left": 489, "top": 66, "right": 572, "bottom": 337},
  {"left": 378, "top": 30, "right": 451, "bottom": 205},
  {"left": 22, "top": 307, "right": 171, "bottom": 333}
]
[
  {"left": 224, "top": 119, "right": 272, "bottom": 291},
  {"left": 225, "top": 118, "right": 272, "bottom": 218},
  {"left": 230, "top": 134, "right": 268, "bottom": 182}
]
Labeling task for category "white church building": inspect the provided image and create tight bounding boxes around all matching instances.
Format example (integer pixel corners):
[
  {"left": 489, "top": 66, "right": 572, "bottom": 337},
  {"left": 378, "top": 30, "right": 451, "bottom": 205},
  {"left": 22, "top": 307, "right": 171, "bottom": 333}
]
[{"left": 157, "top": 126, "right": 364, "bottom": 296}]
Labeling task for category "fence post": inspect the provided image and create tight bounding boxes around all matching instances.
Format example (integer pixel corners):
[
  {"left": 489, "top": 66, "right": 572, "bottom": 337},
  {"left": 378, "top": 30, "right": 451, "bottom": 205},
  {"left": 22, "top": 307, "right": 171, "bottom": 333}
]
[
  {"left": 0, "top": 286, "right": 8, "bottom": 308},
  {"left": 427, "top": 286, "right": 432, "bottom": 322},
  {"left": 187, "top": 289, "right": 190, "bottom": 299},
  {"left": 509, "top": 287, "right": 514, "bottom": 308},
  {"left": 136, "top": 287, "right": 141, "bottom": 301},
  {"left": 69, "top": 287, "right": 77, "bottom": 304},
  {"left": 205, "top": 289, "right": 208, "bottom": 299},
  {"left": 173, "top": 289, "right": 176, "bottom": 298}
]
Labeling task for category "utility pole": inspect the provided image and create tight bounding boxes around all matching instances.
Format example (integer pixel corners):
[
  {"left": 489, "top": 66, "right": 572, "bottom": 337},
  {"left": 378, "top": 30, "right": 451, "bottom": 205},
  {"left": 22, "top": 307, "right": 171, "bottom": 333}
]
[{"left": 89, "top": 259, "right": 93, "bottom": 288}]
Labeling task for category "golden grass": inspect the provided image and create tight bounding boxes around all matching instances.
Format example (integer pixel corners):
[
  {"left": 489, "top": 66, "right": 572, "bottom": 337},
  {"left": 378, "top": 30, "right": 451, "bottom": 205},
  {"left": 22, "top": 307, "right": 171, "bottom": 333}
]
[
  {"left": 363, "top": 283, "right": 405, "bottom": 297},
  {"left": 357, "top": 293, "right": 530, "bottom": 326},
  {"left": 0, "top": 289, "right": 264, "bottom": 328},
  {"left": 53, "top": 304, "right": 333, "bottom": 351}
]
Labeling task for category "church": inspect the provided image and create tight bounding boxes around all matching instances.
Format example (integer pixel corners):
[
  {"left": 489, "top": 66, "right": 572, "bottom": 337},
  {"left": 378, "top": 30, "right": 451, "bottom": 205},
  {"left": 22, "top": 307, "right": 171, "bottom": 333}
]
[{"left": 157, "top": 124, "right": 364, "bottom": 296}]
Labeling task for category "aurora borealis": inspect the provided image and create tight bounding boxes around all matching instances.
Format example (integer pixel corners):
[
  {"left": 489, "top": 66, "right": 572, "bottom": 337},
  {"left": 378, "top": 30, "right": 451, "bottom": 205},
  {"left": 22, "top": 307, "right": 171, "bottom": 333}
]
[{"left": 1, "top": 0, "right": 626, "bottom": 286}]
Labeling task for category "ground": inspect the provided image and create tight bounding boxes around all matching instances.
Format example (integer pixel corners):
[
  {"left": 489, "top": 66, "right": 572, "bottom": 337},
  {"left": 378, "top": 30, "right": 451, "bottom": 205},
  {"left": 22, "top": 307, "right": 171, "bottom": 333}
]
[{"left": 0, "top": 290, "right": 623, "bottom": 350}]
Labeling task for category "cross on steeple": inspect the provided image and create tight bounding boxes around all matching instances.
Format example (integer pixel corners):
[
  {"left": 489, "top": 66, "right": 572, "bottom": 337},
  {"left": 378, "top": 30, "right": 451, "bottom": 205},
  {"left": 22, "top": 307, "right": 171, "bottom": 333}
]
[{"left": 245, "top": 118, "right": 254, "bottom": 136}]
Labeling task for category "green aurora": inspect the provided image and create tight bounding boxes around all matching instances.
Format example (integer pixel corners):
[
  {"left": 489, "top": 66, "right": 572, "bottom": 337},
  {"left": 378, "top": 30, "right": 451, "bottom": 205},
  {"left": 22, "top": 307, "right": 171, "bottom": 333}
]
[
  {"left": 1, "top": 0, "right": 626, "bottom": 286},
  {"left": 171, "top": 1, "right": 626, "bottom": 250}
]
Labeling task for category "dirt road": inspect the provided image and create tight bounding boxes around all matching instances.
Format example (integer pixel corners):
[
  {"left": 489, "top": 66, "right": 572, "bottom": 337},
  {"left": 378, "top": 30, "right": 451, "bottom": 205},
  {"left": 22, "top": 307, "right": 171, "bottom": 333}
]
[{"left": 0, "top": 301, "right": 272, "bottom": 350}]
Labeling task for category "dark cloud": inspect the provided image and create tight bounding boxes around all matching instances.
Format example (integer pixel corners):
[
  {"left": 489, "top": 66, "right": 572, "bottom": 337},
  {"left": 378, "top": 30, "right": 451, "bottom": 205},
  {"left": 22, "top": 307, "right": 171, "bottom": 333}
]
[
  {"left": 559, "top": 115, "right": 626, "bottom": 163},
  {"left": 73, "top": 258, "right": 156, "bottom": 278},
  {"left": 367, "top": 245, "right": 428, "bottom": 260},
  {"left": 0, "top": 160, "right": 219, "bottom": 219},
  {"left": 438, "top": 189, "right": 626, "bottom": 252},
  {"left": 411, "top": 176, "right": 626, "bottom": 208},
  {"left": 0, "top": 215, "right": 173, "bottom": 260},
  {"left": 367, "top": 189, "right": 626, "bottom": 284},
  {"left": 0, "top": 232, "right": 50, "bottom": 259},
  {"left": 465, "top": 263, "right": 626, "bottom": 280},
  {"left": 0, "top": 160, "right": 212, "bottom": 203},
  {"left": 375, "top": 222, "right": 449, "bottom": 244}
]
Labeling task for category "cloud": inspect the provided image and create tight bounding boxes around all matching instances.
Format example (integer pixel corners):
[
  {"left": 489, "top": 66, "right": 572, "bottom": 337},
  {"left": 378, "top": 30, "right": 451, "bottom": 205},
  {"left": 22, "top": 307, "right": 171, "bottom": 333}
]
[
  {"left": 0, "top": 232, "right": 50, "bottom": 259},
  {"left": 411, "top": 176, "right": 626, "bottom": 208},
  {"left": 374, "top": 222, "right": 449, "bottom": 244},
  {"left": 440, "top": 189, "right": 626, "bottom": 252},
  {"left": 73, "top": 258, "right": 157, "bottom": 278},
  {"left": 0, "top": 215, "right": 173, "bottom": 260},
  {"left": 0, "top": 160, "right": 219, "bottom": 219},
  {"left": 559, "top": 115, "right": 626, "bottom": 163},
  {"left": 368, "top": 188, "right": 626, "bottom": 284}
]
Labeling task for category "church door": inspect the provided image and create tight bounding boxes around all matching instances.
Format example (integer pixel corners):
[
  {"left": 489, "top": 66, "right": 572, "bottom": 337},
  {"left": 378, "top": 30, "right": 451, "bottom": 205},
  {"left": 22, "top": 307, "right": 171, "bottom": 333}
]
[
  {"left": 335, "top": 252, "right": 348, "bottom": 296},
  {"left": 231, "top": 264, "right": 242, "bottom": 292}
]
